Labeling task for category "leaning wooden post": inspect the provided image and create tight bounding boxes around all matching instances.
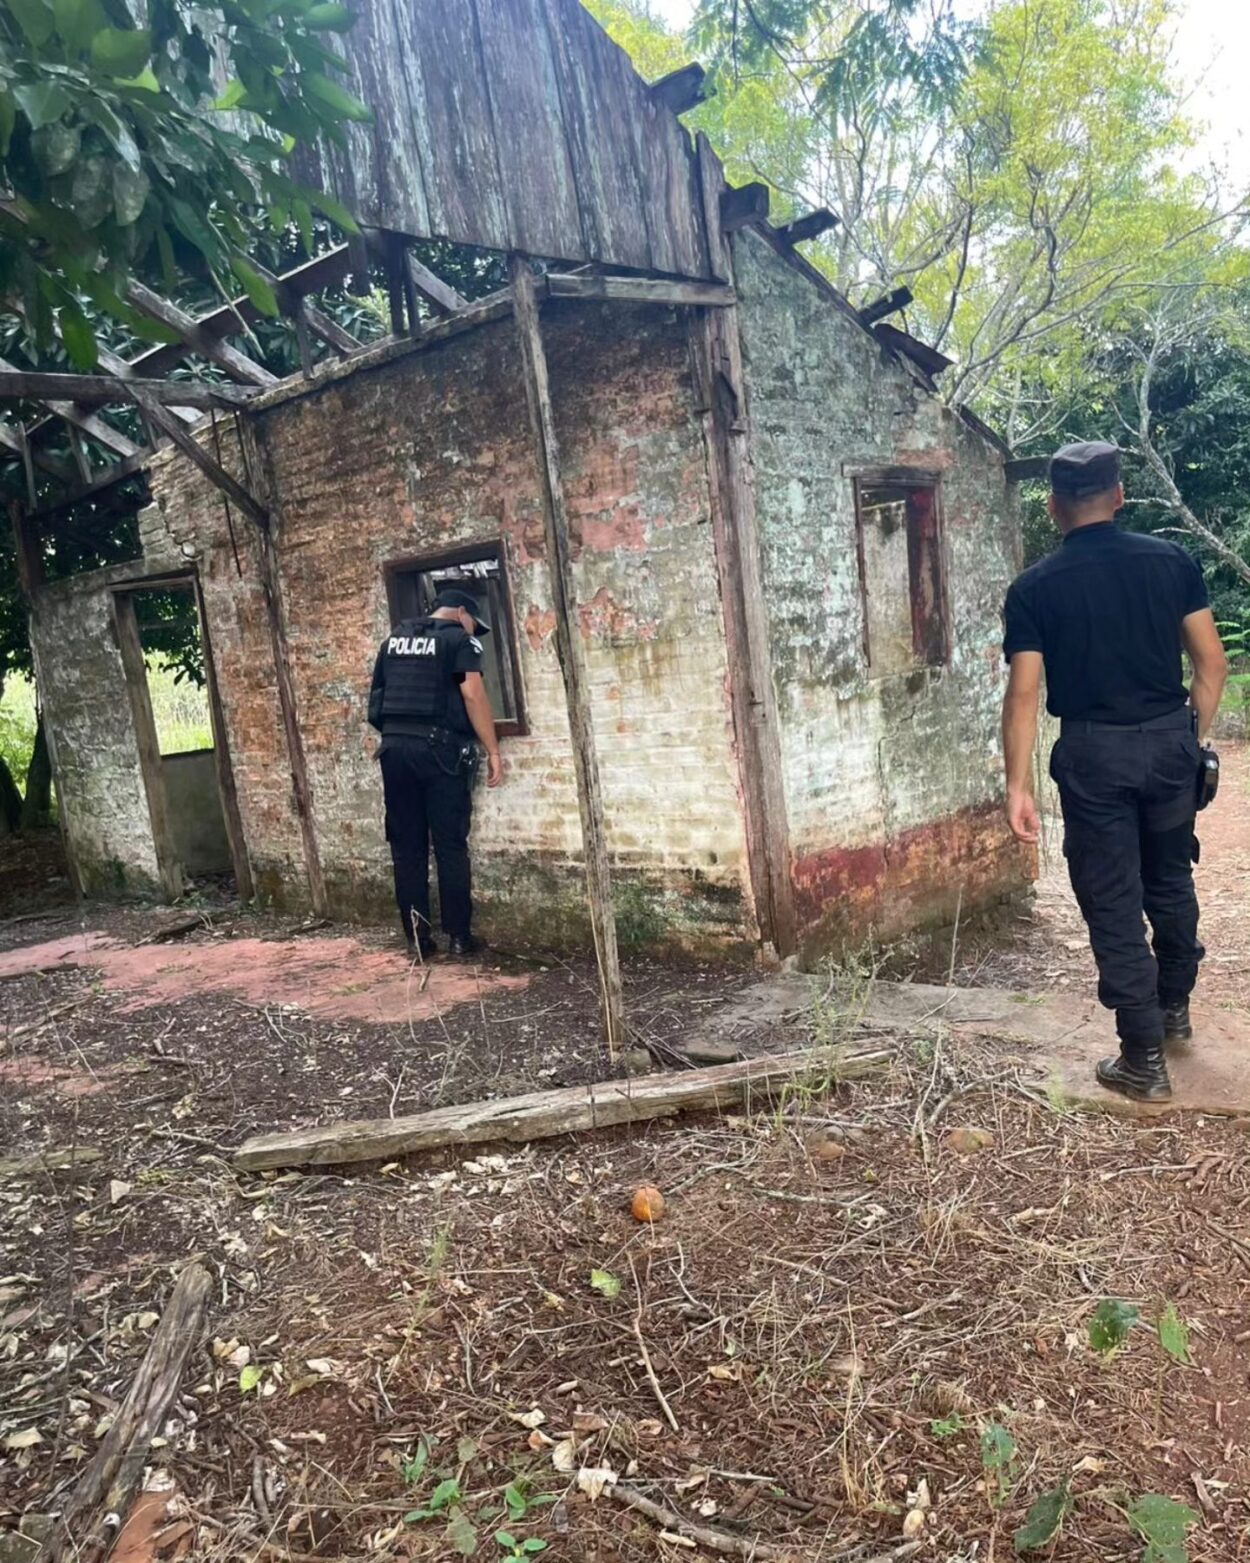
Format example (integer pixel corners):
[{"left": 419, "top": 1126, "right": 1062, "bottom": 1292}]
[{"left": 509, "top": 255, "right": 625, "bottom": 1057}]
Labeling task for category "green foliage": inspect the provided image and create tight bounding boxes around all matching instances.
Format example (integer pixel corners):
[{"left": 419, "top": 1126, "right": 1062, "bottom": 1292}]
[
  {"left": 1128, "top": 1493, "right": 1198, "bottom": 1563},
  {"left": 979, "top": 1421, "right": 1017, "bottom": 1506},
  {"left": 1089, "top": 1299, "right": 1138, "bottom": 1356},
  {"left": 0, "top": 671, "right": 37, "bottom": 793},
  {"left": 0, "top": 0, "right": 369, "bottom": 361},
  {"left": 929, "top": 1412, "right": 964, "bottom": 1439},
  {"left": 1014, "top": 1482, "right": 1071, "bottom": 1552},
  {"left": 1157, "top": 1303, "right": 1191, "bottom": 1366},
  {"left": 590, "top": 1269, "right": 621, "bottom": 1300}
]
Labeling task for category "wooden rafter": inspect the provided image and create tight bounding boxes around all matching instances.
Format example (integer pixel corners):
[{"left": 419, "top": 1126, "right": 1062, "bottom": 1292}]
[
  {"left": 547, "top": 273, "right": 735, "bottom": 307},
  {"left": 859, "top": 286, "right": 913, "bottom": 327},
  {"left": 774, "top": 209, "right": 839, "bottom": 246},
  {"left": 403, "top": 249, "right": 468, "bottom": 317},
  {"left": 0, "top": 356, "right": 139, "bottom": 459},
  {"left": 124, "top": 281, "right": 278, "bottom": 388},
  {"left": 251, "top": 258, "right": 360, "bottom": 356},
  {"left": 0, "top": 419, "right": 74, "bottom": 484},
  {"left": 648, "top": 62, "right": 707, "bottom": 116},
  {"left": 97, "top": 347, "right": 199, "bottom": 425},
  {"left": 0, "top": 369, "right": 254, "bottom": 410}
]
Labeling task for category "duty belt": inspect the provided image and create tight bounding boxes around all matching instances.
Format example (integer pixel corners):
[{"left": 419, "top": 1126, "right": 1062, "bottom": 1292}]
[
  {"left": 381, "top": 720, "right": 461, "bottom": 743},
  {"left": 1060, "top": 706, "right": 1193, "bottom": 737}
]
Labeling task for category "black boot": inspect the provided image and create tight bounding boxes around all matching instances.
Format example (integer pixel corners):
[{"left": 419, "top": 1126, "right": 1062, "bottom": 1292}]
[
  {"left": 447, "top": 934, "right": 481, "bottom": 958},
  {"left": 1162, "top": 1002, "right": 1192, "bottom": 1043},
  {"left": 1095, "top": 1047, "right": 1172, "bottom": 1103}
]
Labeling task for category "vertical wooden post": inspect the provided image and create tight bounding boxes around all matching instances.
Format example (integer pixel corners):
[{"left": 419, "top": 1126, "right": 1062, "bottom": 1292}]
[
  {"left": 691, "top": 134, "right": 797, "bottom": 959},
  {"left": 509, "top": 255, "right": 625, "bottom": 1055},
  {"left": 193, "top": 576, "right": 255, "bottom": 901},
  {"left": 237, "top": 420, "right": 329, "bottom": 918},
  {"left": 112, "top": 591, "right": 184, "bottom": 901}
]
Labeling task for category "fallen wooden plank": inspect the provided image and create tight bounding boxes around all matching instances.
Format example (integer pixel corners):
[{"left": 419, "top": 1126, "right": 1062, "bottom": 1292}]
[
  {"left": 0, "top": 1146, "right": 103, "bottom": 1179},
  {"left": 234, "top": 1044, "right": 895, "bottom": 1171},
  {"left": 37, "top": 1262, "right": 211, "bottom": 1563}
]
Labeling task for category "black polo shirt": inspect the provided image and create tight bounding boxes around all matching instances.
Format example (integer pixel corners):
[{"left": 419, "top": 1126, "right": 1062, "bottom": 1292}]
[{"left": 1003, "top": 522, "right": 1208, "bottom": 722}]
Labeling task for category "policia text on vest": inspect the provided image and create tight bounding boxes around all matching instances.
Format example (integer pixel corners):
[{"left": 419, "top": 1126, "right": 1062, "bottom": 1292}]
[
  {"left": 368, "top": 588, "right": 504, "bottom": 958},
  {"left": 1001, "top": 441, "right": 1228, "bottom": 1105}
]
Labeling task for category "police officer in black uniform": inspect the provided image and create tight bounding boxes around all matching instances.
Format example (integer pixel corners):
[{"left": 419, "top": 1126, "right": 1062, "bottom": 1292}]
[
  {"left": 1001, "top": 441, "right": 1227, "bottom": 1101},
  {"left": 368, "top": 588, "right": 503, "bottom": 958}
]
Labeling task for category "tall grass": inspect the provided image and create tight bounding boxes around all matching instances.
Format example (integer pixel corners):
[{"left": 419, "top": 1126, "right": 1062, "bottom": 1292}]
[{"left": 0, "top": 661, "right": 212, "bottom": 795}]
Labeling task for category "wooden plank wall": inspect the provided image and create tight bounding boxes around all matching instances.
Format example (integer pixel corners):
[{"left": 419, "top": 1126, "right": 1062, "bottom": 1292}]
[{"left": 296, "top": 0, "right": 716, "bottom": 279}]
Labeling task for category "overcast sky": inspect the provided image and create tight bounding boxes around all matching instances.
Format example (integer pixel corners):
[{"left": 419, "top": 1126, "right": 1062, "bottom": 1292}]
[{"left": 649, "top": 0, "right": 1250, "bottom": 185}]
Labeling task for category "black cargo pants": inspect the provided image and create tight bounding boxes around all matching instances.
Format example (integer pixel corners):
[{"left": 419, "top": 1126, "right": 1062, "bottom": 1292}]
[
  {"left": 1049, "top": 707, "right": 1203, "bottom": 1051},
  {"left": 379, "top": 735, "right": 473, "bottom": 942}
]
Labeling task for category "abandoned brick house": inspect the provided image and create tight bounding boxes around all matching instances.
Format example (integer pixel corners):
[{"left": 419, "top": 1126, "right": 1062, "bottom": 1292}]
[{"left": 10, "top": 0, "right": 1028, "bottom": 962}]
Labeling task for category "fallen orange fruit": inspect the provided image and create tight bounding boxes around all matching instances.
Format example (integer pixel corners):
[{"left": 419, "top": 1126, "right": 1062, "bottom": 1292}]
[{"left": 631, "top": 1185, "right": 666, "bottom": 1223}]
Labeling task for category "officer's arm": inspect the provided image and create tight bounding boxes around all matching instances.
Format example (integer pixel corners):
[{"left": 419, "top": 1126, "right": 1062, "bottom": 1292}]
[
  {"left": 460, "top": 672, "right": 504, "bottom": 788},
  {"left": 367, "top": 644, "right": 387, "bottom": 732},
  {"left": 1002, "top": 651, "right": 1043, "bottom": 845},
  {"left": 1182, "top": 609, "right": 1227, "bottom": 743}
]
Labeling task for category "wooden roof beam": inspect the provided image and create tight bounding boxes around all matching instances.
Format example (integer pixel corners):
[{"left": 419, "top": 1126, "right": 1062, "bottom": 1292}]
[
  {"left": 28, "top": 450, "right": 151, "bottom": 520},
  {"left": 250, "top": 258, "right": 361, "bottom": 356},
  {"left": 0, "top": 419, "right": 75, "bottom": 484},
  {"left": 0, "top": 369, "right": 255, "bottom": 410},
  {"left": 720, "top": 182, "right": 770, "bottom": 232},
  {"left": 546, "top": 273, "right": 735, "bottom": 307},
  {"left": 774, "top": 209, "right": 839, "bottom": 247},
  {"left": 649, "top": 63, "right": 707, "bottom": 116},
  {"left": 124, "top": 280, "right": 278, "bottom": 388},
  {"left": 403, "top": 249, "right": 468, "bottom": 317},
  {"left": 96, "top": 346, "right": 200, "bottom": 425},
  {"left": 859, "top": 286, "right": 913, "bottom": 327},
  {"left": 0, "top": 357, "right": 140, "bottom": 459}
]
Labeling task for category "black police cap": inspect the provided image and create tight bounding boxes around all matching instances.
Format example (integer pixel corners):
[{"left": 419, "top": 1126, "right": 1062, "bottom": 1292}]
[
  {"left": 1049, "top": 440, "right": 1121, "bottom": 500},
  {"left": 434, "top": 587, "right": 491, "bottom": 635}
]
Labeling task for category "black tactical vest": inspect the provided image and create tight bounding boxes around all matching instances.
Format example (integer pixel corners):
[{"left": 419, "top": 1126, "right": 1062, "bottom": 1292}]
[{"left": 377, "top": 618, "right": 471, "bottom": 734}]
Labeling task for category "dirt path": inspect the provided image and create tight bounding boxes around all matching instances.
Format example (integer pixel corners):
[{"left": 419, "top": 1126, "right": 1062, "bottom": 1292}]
[{"left": 937, "top": 741, "right": 1250, "bottom": 1014}]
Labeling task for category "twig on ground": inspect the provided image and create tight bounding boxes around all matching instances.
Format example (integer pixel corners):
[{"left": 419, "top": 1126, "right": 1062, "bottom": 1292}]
[
  {"left": 627, "top": 1252, "right": 679, "bottom": 1433},
  {"left": 607, "top": 1481, "right": 798, "bottom": 1560}
]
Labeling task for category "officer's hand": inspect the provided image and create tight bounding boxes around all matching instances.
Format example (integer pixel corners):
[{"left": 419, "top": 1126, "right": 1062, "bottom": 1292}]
[
  {"left": 486, "top": 750, "right": 504, "bottom": 788},
  {"left": 1005, "top": 787, "right": 1040, "bottom": 845}
]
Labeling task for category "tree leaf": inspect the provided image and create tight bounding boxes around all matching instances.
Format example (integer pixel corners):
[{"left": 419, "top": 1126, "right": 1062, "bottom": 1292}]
[
  {"left": 53, "top": 0, "right": 102, "bottom": 52},
  {"left": 8, "top": 0, "right": 55, "bottom": 47},
  {"left": 1128, "top": 1493, "right": 1198, "bottom": 1547},
  {"left": 90, "top": 26, "right": 152, "bottom": 77},
  {"left": 31, "top": 121, "right": 81, "bottom": 177},
  {"left": 456, "top": 1435, "right": 478, "bottom": 1466},
  {"left": 520, "top": 1544, "right": 548, "bottom": 1556},
  {"left": 118, "top": 65, "right": 160, "bottom": 92},
  {"left": 299, "top": 184, "right": 358, "bottom": 233},
  {"left": 495, "top": 1533, "right": 517, "bottom": 1551},
  {"left": 301, "top": 71, "right": 373, "bottom": 122},
  {"left": 428, "top": 1478, "right": 462, "bottom": 1512},
  {"left": 446, "top": 1509, "right": 478, "bottom": 1557},
  {"left": 590, "top": 1269, "right": 621, "bottom": 1299},
  {"left": 0, "top": 94, "right": 15, "bottom": 157},
  {"left": 214, "top": 79, "right": 249, "bottom": 112},
  {"left": 304, "top": 2, "right": 355, "bottom": 28},
  {"left": 1089, "top": 1299, "right": 1138, "bottom": 1354},
  {"left": 70, "top": 152, "right": 112, "bottom": 229},
  {"left": 230, "top": 254, "right": 279, "bottom": 316},
  {"left": 239, "top": 1363, "right": 263, "bottom": 1393},
  {"left": 1157, "top": 1303, "right": 1191, "bottom": 1365},
  {"left": 1013, "top": 1483, "right": 1070, "bottom": 1552},
  {"left": 112, "top": 162, "right": 149, "bottom": 226},
  {"left": 14, "top": 81, "right": 71, "bottom": 130},
  {"left": 58, "top": 301, "right": 97, "bottom": 370},
  {"left": 979, "top": 1422, "right": 1017, "bottom": 1472}
]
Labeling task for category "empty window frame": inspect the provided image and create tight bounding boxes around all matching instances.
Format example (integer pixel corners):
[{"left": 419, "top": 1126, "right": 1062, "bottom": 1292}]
[
  {"left": 383, "top": 543, "right": 526, "bottom": 736},
  {"left": 853, "top": 474, "right": 948, "bottom": 675}
]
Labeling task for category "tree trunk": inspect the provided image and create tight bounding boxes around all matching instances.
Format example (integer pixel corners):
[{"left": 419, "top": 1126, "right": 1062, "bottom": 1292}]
[
  {"left": 20, "top": 711, "right": 51, "bottom": 830},
  {"left": 0, "top": 753, "right": 20, "bottom": 834}
]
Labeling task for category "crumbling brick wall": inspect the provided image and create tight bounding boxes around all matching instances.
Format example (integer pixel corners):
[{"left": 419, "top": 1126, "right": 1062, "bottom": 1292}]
[
  {"left": 145, "top": 301, "right": 755, "bottom": 950},
  {"left": 28, "top": 565, "right": 162, "bottom": 894},
  {"left": 732, "top": 229, "right": 1028, "bottom": 952}
]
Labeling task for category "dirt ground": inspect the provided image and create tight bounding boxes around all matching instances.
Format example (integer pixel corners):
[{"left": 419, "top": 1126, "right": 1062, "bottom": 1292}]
[{"left": 1, "top": 750, "right": 1247, "bottom": 1563}]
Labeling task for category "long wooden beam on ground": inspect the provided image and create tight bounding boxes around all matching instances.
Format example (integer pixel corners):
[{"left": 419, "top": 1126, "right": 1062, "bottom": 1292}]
[
  {"left": 546, "top": 273, "right": 735, "bottom": 307},
  {"left": 37, "top": 1263, "right": 211, "bottom": 1563},
  {"left": 511, "top": 254, "right": 626, "bottom": 1058},
  {"left": 234, "top": 1045, "right": 895, "bottom": 1171},
  {"left": 0, "top": 369, "right": 253, "bottom": 410}
]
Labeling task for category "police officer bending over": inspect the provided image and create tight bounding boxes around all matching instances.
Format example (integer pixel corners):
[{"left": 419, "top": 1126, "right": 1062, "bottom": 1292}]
[
  {"left": 368, "top": 588, "right": 503, "bottom": 958},
  {"left": 1002, "top": 442, "right": 1227, "bottom": 1102}
]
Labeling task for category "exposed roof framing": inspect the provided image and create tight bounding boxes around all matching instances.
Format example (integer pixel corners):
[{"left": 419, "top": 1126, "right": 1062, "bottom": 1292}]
[{"left": 0, "top": 370, "right": 255, "bottom": 409}]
